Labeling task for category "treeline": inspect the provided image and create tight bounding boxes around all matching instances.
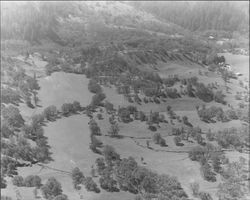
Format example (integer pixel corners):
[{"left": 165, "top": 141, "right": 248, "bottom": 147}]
[
  {"left": 1, "top": 100, "right": 83, "bottom": 188},
  {"left": 131, "top": 1, "right": 248, "bottom": 33},
  {"left": 12, "top": 175, "right": 69, "bottom": 200}
]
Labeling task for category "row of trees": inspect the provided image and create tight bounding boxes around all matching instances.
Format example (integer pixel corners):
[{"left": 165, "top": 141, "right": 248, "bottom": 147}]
[
  {"left": 189, "top": 143, "right": 223, "bottom": 182},
  {"left": 197, "top": 105, "right": 239, "bottom": 123},
  {"left": 93, "top": 145, "right": 188, "bottom": 199},
  {"left": 71, "top": 167, "right": 100, "bottom": 193},
  {"left": 12, "top": 175, "right": 67, "bottom": 200}
]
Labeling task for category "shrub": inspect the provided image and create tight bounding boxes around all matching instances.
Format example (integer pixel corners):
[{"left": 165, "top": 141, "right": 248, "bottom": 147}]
[
  {"left": 84, "top": 177, "right": 100, "bottom": 193},
  {"left": 24, "top": 175, "right": 42, "bottom": 188},
  {"left": 53, "top": 194, "right": 68, "bottom": 200},
  {"left": 12, "top": 176, "right": 24, "bottom": 187},
  {"left": 139, "top": 111, "right": 146, "bottom": 121},
  {"left": 148, "top": 125, "right": 157, "bottom": 132},
  {"left": 97, "top": 113, "right": 103, "bottom": 120},
  {"left": 143, "top": 97, "right": 149, "bottom": 103},
  {"left": 225, "top": 109, "right": 238, "bottom": 120}
]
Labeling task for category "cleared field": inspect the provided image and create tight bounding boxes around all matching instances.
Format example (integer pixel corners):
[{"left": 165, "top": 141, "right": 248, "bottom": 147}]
[
  {"left": 219, "top": 53, "right": 249, "bottom": 80},
  {"left": 20, "top": 71, "right": 92, "bottom": 121},
  {"left": 16, "top": 115, "right": 136, "bottom": 200}
]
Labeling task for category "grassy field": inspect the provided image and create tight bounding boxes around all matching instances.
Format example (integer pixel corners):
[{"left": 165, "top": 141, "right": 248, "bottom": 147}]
[{"left": 2, "top": 51, "right": 249, "bottom": 200}]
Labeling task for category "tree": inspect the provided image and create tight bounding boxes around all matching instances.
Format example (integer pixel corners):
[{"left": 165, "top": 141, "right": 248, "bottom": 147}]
[
  {"left": 53, "top": 194, "right": 68, "bottom": 200},
  {"left": 88, "top": 79, "right": 102, "bottom": 93},
  {"left": 43, "top": 105, "right": 57, "bottom": 120},
  {"left": 91, "top": 93, "right": 106, "bottom": 107},
  {"left": 1, "top": 176, "right": 7, "bottom": 189},
  {"left": 187, "top": 83, "right": 195, "bottom": 97},
  {"left": 206, "top": 129, "right": 215, "bottom": 141},
  {"left": 61, "top": 103, "right": 74, "bottom": 116},
  {"left": 221, "top": 69, "right": 230, "bottom": 90},
  {"left": 196, "top": 133, "right": 204, "bottom": 145},
  {"left": 104, "top": 101, "right": 114, "bottom": 113},
  {"left": 41, "top": 177, "right": 62, "bottom": 199},
  {"left": 103, "top": 145, "right": 120, "bottom": 164},
  {"left": 189, "top": 146, "right": 206, "bottom": 161},
  {"left": 214, "top": 90, "right": 226, "bottom": 104},
  {"left": 201, "top": 163, "right": 216, "bottom": 182},
  {"left": 190, "top": 181, "right": 199, "bottom": 196},
  {"left": 212, "top": 154, "right": 222, "bottom": 173},
  {"left": 84, "top": 177, "right": 100, "bottom": 193},
  {"left": 31, "top": 113, "right": 45, "bottom": 127},
  {"left": 2, "top": 105, "right": 24, "bottom": 128},
  {"left": 199, "top": 192, "right": 213, "bottom": 200},
  {"left": 95, "top": 158, "right": 106, "bottom": 175},
  {"left": 1, "top": 123, "right": 14, "bottom": 138},
  {"left": 153, "top": 133, "right": 165, "bottom": 145},
  {"left": 174, "top": 136, "right": 181, "bottom": 146},
  {"left": 72, "top": 101, "right": 81, "bottom": 112},
  {"left": 1, "top": 87, "right": 21, "bottom": 105},
  {"left": 12, "top": 176, "right": 24, "bottom": 187},
  {"left": 89, "top": 119, "right": 101, "bottom": 136},
  {"left": 24, "top": 175, "right": 42, "bottom": 188},
  {"left": 108, "top": 123, "right": 119, "bottom": 137},
  {"left": 99, "top": 167, "right": 118, "bottom": 192},
  {"left": 71, "top": 167, "right": 84, "bottom": 189}
]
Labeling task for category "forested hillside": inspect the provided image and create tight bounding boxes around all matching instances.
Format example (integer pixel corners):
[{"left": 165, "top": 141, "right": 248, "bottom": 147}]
[{"left": 130, "top": 1, "right": 249, "bottom": 34}]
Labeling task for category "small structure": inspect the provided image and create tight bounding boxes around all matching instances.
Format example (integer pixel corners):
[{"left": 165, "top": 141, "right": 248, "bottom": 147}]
[
  {"left": 208, "top": 35, "right": 215, "bottom": 40},
  {"left": 223, "top": 64, "right": 232, "bottom": 71}
]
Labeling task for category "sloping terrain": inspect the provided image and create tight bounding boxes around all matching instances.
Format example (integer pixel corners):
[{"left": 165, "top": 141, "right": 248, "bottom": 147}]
[{"left": 1, "top": 2, "right": 249, "bottom": 200}]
